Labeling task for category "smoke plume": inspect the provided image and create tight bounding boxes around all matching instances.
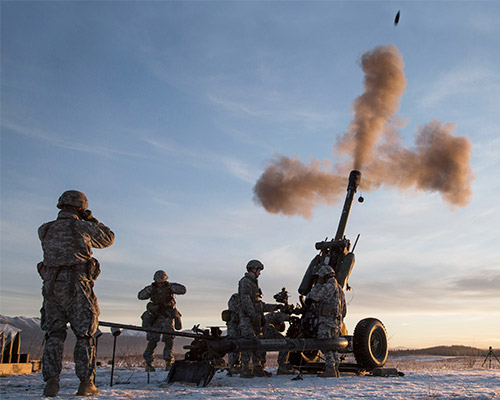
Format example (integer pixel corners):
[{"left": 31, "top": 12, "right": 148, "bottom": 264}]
[{"left": 253, "top": 44, "right": 473, "bottom": 218}]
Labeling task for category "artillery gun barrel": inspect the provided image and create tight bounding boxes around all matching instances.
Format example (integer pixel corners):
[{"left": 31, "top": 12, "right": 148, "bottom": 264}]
[
  {"left": 99, "top": 321, "right": 208, "bottom": 340},
  {"left": 335, "top": 170, "right": 361, "bottom": 241},
  {"left": 212, "top": 337, "right": 348, "bottom": 354}
]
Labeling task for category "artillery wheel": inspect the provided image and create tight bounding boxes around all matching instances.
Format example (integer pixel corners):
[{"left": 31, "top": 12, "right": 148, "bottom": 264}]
[{"left": 353, "top": 318, "right": 388, "bottom": 371}]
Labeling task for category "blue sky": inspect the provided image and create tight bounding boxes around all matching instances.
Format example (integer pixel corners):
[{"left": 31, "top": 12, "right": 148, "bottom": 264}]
[{"left": 1, "top": 1, "right": 499, "bottom": 349}]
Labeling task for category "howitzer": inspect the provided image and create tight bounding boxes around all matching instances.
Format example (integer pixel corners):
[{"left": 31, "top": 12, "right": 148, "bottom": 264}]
[
  {"left": 98, "top": 320, "right": 348, "bottom": 386},
  {"left": 299, "top": 170, "right": 361, "bottom": 294},
  {"left": 283, "top": 170, "right": 389, "bottom": 375}
]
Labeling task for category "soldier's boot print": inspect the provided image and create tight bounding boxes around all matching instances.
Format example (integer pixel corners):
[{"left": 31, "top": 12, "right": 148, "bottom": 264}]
[
  {"left": 76, "top": 380, "right": 100, "bottom": 396},
  {"left": 43, "top": 377, "right": 60, "bottom": 397}
]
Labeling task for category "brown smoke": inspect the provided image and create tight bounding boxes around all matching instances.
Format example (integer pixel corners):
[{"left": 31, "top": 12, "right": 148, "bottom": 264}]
[
  {"left": 336, "top": 45, "right": 407, "bottom": 170},
  {"left": 253, "top": 156, "right": 344, "bottom": 218},
  {"left": 253, "top": 45, "right": 473, "bottom": 217}
]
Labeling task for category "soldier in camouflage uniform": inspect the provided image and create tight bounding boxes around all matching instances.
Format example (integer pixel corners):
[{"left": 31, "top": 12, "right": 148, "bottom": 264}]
[
  {"left": 238, "top": 259, "right": 279, "bottom": 378},
  {"left": 221, "top": 293, "right": 241, "bottom": 375},
  {"left": 306, "top": 264, "right": 346, "bottom": 377},
  {"left": 38, "top": 190, "right": 115, "bottom": 396},
  {"left": 138, "top": 270, "right": 186, "bottom": 371},
  {"left": 262, "top": 311, "right": 294, "bottom": 375}
]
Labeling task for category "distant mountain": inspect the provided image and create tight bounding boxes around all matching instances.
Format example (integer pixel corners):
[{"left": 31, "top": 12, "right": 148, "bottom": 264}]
[
  {"left": 390, "top": 345, "right": 488, "bottom": 357},
  {"left": 0, "top": 315, "right": 192, "bottom": 362}
]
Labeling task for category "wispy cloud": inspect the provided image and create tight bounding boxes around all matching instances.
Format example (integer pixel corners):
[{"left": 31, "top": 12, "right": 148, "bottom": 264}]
[
  {"left": 2, "top": 120, "right": 143, "bottom": 159},
  {"left": 143, "top": 136, "right": 258, "bottom": 183},
  {"left": 418, "top": 64, "right": 500, "bottom": 110}
]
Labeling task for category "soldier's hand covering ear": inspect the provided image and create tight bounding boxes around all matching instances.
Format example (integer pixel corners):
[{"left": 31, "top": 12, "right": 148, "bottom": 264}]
[{"left": 79, "top": 209, "right": 99, "bottom": 223}]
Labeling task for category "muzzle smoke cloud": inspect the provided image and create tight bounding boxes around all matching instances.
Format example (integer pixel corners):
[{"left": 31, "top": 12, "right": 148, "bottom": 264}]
[{"left": 253, "top": 44, "right": 473, "bottom": 218}]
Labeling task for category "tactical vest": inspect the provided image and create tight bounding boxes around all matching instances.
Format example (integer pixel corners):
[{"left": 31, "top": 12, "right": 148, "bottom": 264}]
[{"left": 150, "top": 282, "right": 175, "bottom": 308}]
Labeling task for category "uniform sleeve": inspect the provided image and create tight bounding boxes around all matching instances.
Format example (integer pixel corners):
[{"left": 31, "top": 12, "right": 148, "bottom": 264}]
[
  {"left": 86, "top": 221, "right": 115, "bottom": 249},
  {"left": 262, "top": 302, "right": 280, "bottom": 313},
  {"left": 170, "top": 283, "right": 187, "bottom": 295},
  {"left": 38, "top": 222, "right": 51, "bottom": 241},
  {"left": 137, "top": 285, "right": 152, "bottom": 300},
  {"left": 238, "top": 278, "right": 257, "bottom": 318},
  {"left": 306, "top": 283, "right": 325, "bottom": 303}
]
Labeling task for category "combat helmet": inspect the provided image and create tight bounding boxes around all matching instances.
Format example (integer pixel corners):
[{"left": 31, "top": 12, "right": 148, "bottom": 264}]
[
  {"left": 154, "top": 270, "right": 169, "bottom": 283},
  {"left": 57, "top": 190, "right": 88, "bottom": 210},
  {"left": 317, "top": 264, "right": 335, "bottom": 279},
  {"left": 246, "top": 259, "right": 264, "bottom": 271}
]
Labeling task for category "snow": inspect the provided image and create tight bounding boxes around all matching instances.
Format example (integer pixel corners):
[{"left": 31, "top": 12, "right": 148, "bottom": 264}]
[{"left": 1, "top": 362, "right": 499, "bottom": 399}]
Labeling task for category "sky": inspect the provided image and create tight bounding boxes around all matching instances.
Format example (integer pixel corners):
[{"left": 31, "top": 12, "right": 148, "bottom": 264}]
[{"left": 1, "top": 1, "right": 499, "bottom": 350}]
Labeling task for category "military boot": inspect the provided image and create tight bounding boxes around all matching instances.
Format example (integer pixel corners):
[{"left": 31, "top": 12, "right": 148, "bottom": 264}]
[
  {"left": 145, "top": 363, "right": 155, "bottom": 372},
  {"left": 76, "top": 380, "right": 100, "bottom": 396},
  {"left": 165, "top": 361, "right": 173, "bottom": 371},
  {"left": 43, "top": 377, "right": 60, "bottom": 397},
  {"left": 253, "top": 365, "right": 272, "bottom": 377},
  {"left": 239, "top": 364, "right": 254, "bottom": 378}
]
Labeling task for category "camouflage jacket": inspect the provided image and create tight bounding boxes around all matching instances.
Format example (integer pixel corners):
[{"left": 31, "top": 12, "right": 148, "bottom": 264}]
[
  {"left": 238, "top": 273, "right": 278, "bottom": 319},
  {"left": 38, "top": 210, "right": 114, "bottom": 267},
  {"left": 264, "top": 311, "right": 289, "bottom": 333},
  {"left": 306, "top": 277, "right": 346, "bottom": 321},
  {"left": 138, "top": 281, "right": 186, "bottom": 316}
]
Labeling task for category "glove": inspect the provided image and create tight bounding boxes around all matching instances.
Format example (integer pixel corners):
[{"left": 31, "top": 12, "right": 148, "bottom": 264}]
[{"left": 80, "top": 209, "right": 99, "bottom": 223}]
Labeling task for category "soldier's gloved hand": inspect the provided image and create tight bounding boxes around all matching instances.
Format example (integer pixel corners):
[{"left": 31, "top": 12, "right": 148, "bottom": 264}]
[{"left": 80, "top": 209, "right": 99, "bottom": 223}]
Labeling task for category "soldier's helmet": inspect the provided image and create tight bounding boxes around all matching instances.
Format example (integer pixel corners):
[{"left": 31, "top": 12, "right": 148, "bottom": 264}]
[
  {"left": 246, "top": 259, "right": 264, "bottom": 271},
  {"left": 317, "top": 264, "right": 335, "bottom": 279},
  {"left": 57, "top": 190, "right": 88, "bottom": 210},
  {"left": 153, "top": 270, "right": 169, "bottom": 283}
]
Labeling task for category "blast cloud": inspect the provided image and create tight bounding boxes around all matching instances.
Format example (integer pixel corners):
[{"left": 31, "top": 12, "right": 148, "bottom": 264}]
[{"left": 253, "top": 45, "right": 473, "bottom": 218}]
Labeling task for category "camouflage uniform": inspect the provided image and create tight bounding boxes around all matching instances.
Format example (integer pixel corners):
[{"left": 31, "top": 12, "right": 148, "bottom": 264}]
[
  {"left": 262, "top": 311, "right": 290, "bottom": 369},
  {"left": 238, "top": 271, "right": 278, "bottom": 372},
  {"left": 138, "top": 279, "right": 186, "bottom": 367},
  {"left": 306, "top": 271, "right": 346, "bottom": 372},
  {"left": 38, "top": 208, "right": 114, "bottom": 385},
  {"left": 226, "top": 293, "right": 241, "bottom": 372}
]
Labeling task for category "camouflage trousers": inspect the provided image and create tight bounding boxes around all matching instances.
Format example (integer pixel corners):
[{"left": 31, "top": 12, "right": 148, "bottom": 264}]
[
  {"left": 143, "top": 315, "right": 175, "bottom": 365},
  {"left": 262, "top": 325, "right": 289, "bottom": 367},
  {"left": 238, "top": 315, "right": 263, "bottom": 368},
  {"left": 317, "top": 320, "right": 340, "bottom": 370},
  {"left": 226, "top": 319, "right": 241, "bottom": 368},
  {"left": 40, "top": 270, "right": 99, "bottom": 382}
]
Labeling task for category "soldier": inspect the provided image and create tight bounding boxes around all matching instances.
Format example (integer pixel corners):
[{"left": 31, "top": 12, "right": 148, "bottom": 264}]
[
  {"left": 305, "top": 264, "right": 346, "bottom": 377},
  {"left": 221, "top": 293, "right": 241, "bottom": 376},
  {"left": 238, "top": 259, "right": 279, "bottom": 378},
  {"left": 262, "top": 311, "right": 294, "bottom": 375},
  {"left": 138, "top": 270, "right": 186, "bottom": 371},
  {"left": 38, "top": 190, "right": 115, "bottom": 396}
]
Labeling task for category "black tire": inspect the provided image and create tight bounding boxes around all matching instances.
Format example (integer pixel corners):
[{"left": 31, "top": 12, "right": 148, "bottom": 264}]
[{"left": 353, "top": 318, "right": 388, "bottom": 370}]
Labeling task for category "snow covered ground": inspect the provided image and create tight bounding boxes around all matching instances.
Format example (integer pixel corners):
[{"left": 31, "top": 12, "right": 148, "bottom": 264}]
[{"left": 1, "top": 359, "right": 499, "bottom": 400}]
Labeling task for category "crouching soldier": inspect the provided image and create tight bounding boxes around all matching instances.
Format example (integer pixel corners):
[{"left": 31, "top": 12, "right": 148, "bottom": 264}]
[
  {"left": 138, "top": 270, "right": 186, "bottom": 371},
  {"left": 305, "top": 264, "right": 346, "bottom": 378},
  {"left": 262, "top": 311, "right": 294, "bottom": 375},
  {"left": 221, "top": 293, "right": 242, "bottom": 376}
]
